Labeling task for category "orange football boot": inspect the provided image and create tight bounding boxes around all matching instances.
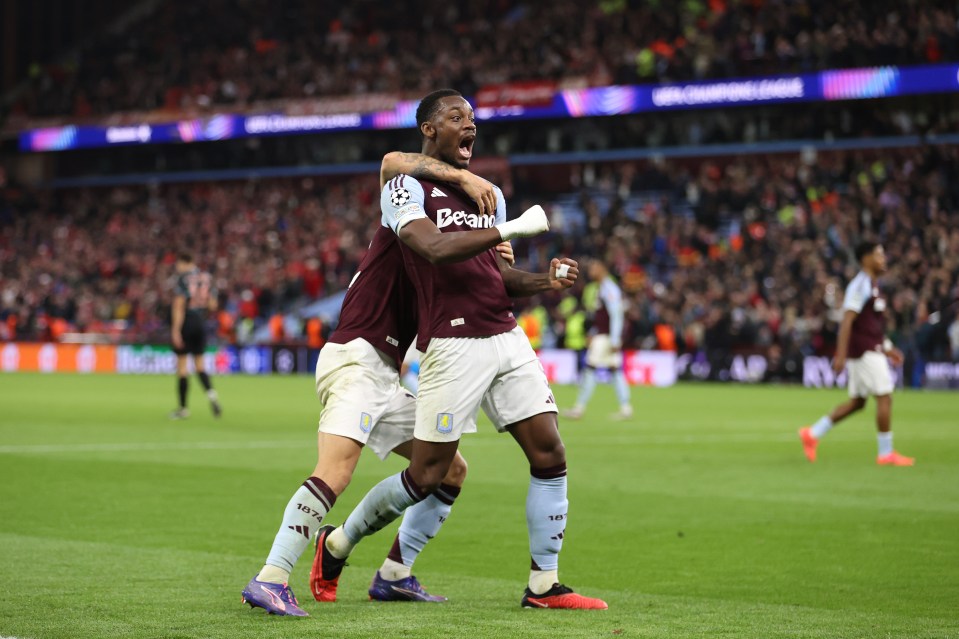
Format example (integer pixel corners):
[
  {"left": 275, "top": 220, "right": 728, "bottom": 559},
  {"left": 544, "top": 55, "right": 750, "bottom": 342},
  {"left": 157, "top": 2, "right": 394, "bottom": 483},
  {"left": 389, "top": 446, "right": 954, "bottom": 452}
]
[
  {"left": 310, "top": 525, "right": 346, "bottom": 602},
  {"left": 877, "top": 451, "right": 915, "bottom": 466},
  {"left": 521, "top": 584, "right": 608, "bottom": 609},
  {"left": 798, "top": 427, "right": 818, "bottom": 463}
]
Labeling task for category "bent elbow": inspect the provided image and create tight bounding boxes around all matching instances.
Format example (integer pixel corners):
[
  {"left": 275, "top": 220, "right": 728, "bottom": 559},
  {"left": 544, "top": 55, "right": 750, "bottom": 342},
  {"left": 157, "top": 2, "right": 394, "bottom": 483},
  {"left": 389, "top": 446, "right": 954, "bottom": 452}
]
[
  {"left": 417, "top": 244, "right": 446, "bottom": 265},
  {"left": 381, "top": 151, "right": 402, "bottom": 175},
  {"left": 424, "top": 241, "right": 461, "bottom": 265}
]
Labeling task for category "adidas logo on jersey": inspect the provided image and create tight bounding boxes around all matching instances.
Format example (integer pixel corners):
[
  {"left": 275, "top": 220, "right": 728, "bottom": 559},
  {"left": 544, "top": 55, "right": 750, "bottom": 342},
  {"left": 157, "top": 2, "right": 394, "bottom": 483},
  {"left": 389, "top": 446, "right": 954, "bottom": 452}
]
[
  {"left": 436, "top": 207, "right": 495, "bottom": 229},
  {"left": 430, "top": 187, "right": 448, "bottom": 198}
]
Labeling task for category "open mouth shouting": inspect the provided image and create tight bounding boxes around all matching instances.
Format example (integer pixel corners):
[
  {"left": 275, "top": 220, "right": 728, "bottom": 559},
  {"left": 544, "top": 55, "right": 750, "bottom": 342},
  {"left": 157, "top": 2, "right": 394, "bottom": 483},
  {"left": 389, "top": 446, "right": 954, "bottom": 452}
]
[{"left": 458, "top": 133, "right": 476, "bottom": 161}]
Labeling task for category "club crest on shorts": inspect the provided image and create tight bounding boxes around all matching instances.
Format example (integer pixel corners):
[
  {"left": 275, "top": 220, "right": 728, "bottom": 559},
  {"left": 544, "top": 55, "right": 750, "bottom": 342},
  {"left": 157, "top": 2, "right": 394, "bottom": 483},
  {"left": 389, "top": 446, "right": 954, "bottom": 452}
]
[
  {"left": 359, "top": 412, "right": 373, "bottom": 433},
  {"left": 437, "top": 413, "right": 453, "bottom": 434}
]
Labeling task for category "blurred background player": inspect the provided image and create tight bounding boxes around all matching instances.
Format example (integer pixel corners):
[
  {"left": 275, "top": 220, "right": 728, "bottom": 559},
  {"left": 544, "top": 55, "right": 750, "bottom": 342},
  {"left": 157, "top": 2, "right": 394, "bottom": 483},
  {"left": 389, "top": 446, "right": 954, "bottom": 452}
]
[
  {"left": 799, "top": 242, "right": 913, "bottom": 466},
  {"left": 564, "top": 259, "right": 632, "bottom": 421},
  {"left": 170, "top": 253, "right": 221, "bottom": 419}
]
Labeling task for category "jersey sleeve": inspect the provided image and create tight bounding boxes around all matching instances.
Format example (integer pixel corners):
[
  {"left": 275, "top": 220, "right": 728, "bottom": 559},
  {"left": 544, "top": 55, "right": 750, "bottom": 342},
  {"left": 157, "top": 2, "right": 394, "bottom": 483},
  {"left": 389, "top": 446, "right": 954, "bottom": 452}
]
[
  {"left": 174, "top": 274, "right": 189, "bottom": 299},
  {"left": 842, "top": 276, "right": 869, "bottom": 314},
  {"left": 493, "top": 185, "right": 506, "bottom": 226},
  {"left": 381, "top": 175, "right": 427, "bottom": 234},
  {"left": 601, "top": 279, "right": 625, "bottom": 346}
]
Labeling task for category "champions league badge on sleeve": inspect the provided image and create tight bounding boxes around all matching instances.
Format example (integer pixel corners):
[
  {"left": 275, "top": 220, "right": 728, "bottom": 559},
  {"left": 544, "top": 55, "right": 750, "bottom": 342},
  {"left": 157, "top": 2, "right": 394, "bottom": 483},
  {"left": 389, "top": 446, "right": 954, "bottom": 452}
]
[{"left": 390, "top": 187, "right": 412, "bottom": 207}]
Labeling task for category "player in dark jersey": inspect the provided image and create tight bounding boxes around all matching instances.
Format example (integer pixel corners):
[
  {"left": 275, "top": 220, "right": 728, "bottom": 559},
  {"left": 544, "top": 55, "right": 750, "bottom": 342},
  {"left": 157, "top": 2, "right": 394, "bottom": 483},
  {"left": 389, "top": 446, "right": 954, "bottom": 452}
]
[
  {"left": 315, "top": 90, "right": 607, "bottom": 610},
  {"left": 170, "top": 253, "right": 221, "bottom": 419},
  {"left": 241, "top": 152, "right": 547, "bottom": 616},
  {"left": 799, "top": 241, "right": 914, "bottom": 466}
]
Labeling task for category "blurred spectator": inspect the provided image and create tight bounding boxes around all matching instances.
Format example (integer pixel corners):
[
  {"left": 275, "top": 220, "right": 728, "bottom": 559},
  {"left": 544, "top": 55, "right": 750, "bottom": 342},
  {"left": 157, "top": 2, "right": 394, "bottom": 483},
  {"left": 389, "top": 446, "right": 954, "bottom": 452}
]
[
  {"left": 16, "top": 0, "right": 959, "bottom": 119},
  {"left": 0, "top": 174, "right": 380, "bottom": 343},
  {"left": 511, "top": 145, "right": 959, "bottom": 361},
  {"left": 1, "top": 147, "right": 957, "bottom": 361}
]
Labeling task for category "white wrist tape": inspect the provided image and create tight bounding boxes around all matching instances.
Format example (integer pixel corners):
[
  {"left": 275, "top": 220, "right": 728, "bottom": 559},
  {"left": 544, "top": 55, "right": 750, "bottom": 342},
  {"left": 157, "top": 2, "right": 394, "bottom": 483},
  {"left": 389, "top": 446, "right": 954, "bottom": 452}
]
[
  {"left": 555, "top": 263, "right": 570, "bottom": 279},
  {"left": 495, "top": 205, "right": 549, "bottom": 241}
]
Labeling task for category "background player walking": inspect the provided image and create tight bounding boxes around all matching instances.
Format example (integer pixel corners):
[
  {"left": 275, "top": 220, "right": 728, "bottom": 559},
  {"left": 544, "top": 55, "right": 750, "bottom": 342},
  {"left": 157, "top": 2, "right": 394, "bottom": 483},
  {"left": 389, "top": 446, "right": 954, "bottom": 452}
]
[
  {"left": 170, "top": 253, "right": 221, "bottom": 419},
  {"left": 799, "top": 242, "right": 913, "bottom": 466},
  {"left": 564, "top": 259, "right": 633, "bottom": 421}
]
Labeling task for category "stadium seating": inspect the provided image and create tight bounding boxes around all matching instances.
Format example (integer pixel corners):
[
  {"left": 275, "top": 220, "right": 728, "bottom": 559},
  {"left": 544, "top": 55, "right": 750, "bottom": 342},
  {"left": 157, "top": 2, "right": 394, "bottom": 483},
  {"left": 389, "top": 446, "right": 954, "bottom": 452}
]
[
  {"left": 2, "top": 148, "right": 957, "bottom": 360},
  {"left": 15, "top": 0, "right": 959, "bottom": 119}
]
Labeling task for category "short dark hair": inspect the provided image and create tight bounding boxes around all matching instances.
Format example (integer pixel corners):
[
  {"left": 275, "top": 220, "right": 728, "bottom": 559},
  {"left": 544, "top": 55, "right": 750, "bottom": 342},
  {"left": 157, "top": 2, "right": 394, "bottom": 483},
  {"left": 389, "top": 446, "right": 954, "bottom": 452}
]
[
  {"left": 415, "top": 89, "right": 463, "bottom": 128},
  {"left": 178, "top": 252, "right": 194, "bottom": 263},
  {"left": 854, "top": 241, "right": 879, "bottom": 263}
]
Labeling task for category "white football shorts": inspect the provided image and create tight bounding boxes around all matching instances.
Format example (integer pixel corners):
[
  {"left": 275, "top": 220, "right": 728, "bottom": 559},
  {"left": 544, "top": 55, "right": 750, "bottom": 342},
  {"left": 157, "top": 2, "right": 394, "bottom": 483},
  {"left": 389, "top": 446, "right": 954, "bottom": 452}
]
[
  {"left": 414, "top": 326, "right": 558, "bottom": 443},
  {"left": 585, "top": 333, "right": 623, "bottom": 369},
  {"left": 314, "top": 338, "right": 415, "bottom": 459},
  {"left": 846, "top": 350, "right": 894, "bottom": 398}
]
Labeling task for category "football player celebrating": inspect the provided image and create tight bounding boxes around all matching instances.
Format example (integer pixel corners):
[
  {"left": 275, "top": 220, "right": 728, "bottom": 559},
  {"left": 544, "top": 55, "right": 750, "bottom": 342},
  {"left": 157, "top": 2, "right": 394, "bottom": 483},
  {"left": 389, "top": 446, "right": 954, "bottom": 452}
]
[
  {"left": 242, "top": 150, "right": 548, "bottom": 615},
  {"left": 315, "top": 90, "right": 608, "bottom": 610}
]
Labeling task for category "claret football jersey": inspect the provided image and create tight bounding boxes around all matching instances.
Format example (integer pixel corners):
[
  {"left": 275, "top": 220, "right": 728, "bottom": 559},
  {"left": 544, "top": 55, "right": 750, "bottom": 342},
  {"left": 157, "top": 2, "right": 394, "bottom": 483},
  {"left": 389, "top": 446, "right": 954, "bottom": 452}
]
[
  {"left": 328, "top": 225, "right": 418, "bottom": 369},
  {"left": 380, "top": 174, "right": 517, "bottom": 352},
  {"left": 842, "top": 270, "right": 886, "bottom": 358}
]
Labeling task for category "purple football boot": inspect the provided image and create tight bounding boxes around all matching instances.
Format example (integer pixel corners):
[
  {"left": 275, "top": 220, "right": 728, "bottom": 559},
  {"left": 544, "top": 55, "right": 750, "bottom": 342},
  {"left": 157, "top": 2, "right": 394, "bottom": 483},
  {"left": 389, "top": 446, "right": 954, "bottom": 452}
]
[
  {"left": 368, "top": 571, "right": 448, "bottom": 602},
  {"left": 241, "top": 576, "right": 309, "bottom": 616}
]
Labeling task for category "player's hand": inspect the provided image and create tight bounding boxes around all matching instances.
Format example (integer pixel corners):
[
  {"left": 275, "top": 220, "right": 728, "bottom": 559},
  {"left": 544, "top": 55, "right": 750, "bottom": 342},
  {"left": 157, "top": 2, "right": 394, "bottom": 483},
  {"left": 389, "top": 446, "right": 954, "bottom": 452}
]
[
  {"left": 459, "top": 172, "right": 497, "bottom": 216},
  {"left": 549, "top": 258, "right": 578, "bottom": 290},
  {"left": 831, "top": 355, "right": 846, "bottom": 375},
  {"left": 496, "top": 241, "right": 515, "bottom": 266},
  {"left": 887, "top": 347, "right": 904, "bottom": 366},
  {"left": 495, "top": 205, "right": 549, "bottom": 241},
  {"left": 172, "top": 333, "right": 184, "bottom": 350}
]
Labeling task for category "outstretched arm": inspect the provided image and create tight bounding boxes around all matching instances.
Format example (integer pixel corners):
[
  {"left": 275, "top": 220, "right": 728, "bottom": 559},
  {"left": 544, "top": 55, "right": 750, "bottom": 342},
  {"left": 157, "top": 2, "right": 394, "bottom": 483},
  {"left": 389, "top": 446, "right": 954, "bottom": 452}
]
[
  {"left": 399, "top": 219, "right": 504, "bottom": 265},
  {"left": 496, "top": 255, "right": 579, "bottom": 298},
  {"left": 383, "top": 176, "right": 548, "bottom": 265},
  {"left": 381, "top": 151, "right": 497, "bottom": 216}
]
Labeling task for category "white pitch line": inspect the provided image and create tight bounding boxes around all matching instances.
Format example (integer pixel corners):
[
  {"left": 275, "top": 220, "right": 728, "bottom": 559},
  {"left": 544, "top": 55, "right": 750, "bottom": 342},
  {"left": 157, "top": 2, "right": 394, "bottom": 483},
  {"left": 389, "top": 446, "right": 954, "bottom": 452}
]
[{"left": 0, "top": 440, "right": 305, "bottom": 455}]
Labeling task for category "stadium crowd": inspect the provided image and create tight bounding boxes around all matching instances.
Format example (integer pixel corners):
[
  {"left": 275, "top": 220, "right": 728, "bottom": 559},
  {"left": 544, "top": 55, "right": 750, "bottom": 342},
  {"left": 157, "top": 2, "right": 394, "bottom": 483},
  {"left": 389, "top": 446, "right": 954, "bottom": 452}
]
[
  {"left": 2, "top": 147, "right": 958, "bottom": 361},
  {"left": 514, "top": 145, "right": 959, "bottom": 364},
  {"left": 18, "top": 0, "right": 959, "bottom": 119},
  {"left": 0, "top": 175, "right": 381, "bottom": 344}
]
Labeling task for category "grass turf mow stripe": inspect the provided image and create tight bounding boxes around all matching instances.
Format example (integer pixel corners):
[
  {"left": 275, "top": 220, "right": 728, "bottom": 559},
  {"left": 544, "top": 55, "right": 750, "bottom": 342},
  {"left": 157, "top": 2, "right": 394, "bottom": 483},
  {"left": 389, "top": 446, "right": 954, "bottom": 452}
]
[{"left": 0, "top": 373, "right": 957, "bottom": 638}]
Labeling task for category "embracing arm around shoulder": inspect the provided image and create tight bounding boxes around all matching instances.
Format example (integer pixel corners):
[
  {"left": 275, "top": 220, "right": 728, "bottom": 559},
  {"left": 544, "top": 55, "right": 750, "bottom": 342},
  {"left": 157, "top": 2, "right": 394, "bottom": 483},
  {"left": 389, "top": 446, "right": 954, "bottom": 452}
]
[
  {"left": 383, "top": 176, "right": 548, "bottom": 264},
  {"left": 380, "top": 151, "right": 497, "bottom": 216}
]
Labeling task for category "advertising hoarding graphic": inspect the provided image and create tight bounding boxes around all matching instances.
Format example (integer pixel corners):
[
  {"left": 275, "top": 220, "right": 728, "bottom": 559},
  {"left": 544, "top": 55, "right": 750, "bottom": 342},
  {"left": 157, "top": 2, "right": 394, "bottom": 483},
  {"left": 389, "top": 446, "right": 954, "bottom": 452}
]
[
  {"left": 3, "top": 344, "right": 955, "bottom": 391},
  {"left": 22, "top": 63, "right": 959, "bottom": 152},
  {"left": 0, "top": 343, "right": 117, "bottom": 373}
]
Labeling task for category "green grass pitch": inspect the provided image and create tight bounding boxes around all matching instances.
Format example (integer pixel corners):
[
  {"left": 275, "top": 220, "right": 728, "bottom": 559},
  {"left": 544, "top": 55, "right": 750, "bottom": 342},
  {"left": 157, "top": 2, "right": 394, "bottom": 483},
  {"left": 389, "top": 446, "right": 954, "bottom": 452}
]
[{"left": 1, "top": 373, "right": 957, "bottom": 639}]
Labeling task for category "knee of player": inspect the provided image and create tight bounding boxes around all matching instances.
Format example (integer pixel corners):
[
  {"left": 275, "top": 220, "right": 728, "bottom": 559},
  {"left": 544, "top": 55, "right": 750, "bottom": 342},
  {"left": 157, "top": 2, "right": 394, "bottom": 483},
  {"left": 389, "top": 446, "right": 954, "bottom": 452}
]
[
  {"left": 311, "top": 468, "right": 352, "bottom": 497},
  {"left": 530, "top": 440, "right": 566, "bottom": 471},
  {"left": 408, "top": 465, "right": 446, "bottom": 496},
  {"left": 443, "top": 454, "right": 468, "bottom": 488},
  {"left": 852, "top": 397, "right": 867, "bottom": 411}
]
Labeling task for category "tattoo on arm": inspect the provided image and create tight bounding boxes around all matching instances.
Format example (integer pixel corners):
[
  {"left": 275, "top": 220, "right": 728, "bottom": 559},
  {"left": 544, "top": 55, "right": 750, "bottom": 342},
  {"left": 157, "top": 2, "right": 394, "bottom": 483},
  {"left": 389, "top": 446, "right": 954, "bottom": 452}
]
[{"left": 403, "top": 153, "right": 463, "bottom": 183}]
